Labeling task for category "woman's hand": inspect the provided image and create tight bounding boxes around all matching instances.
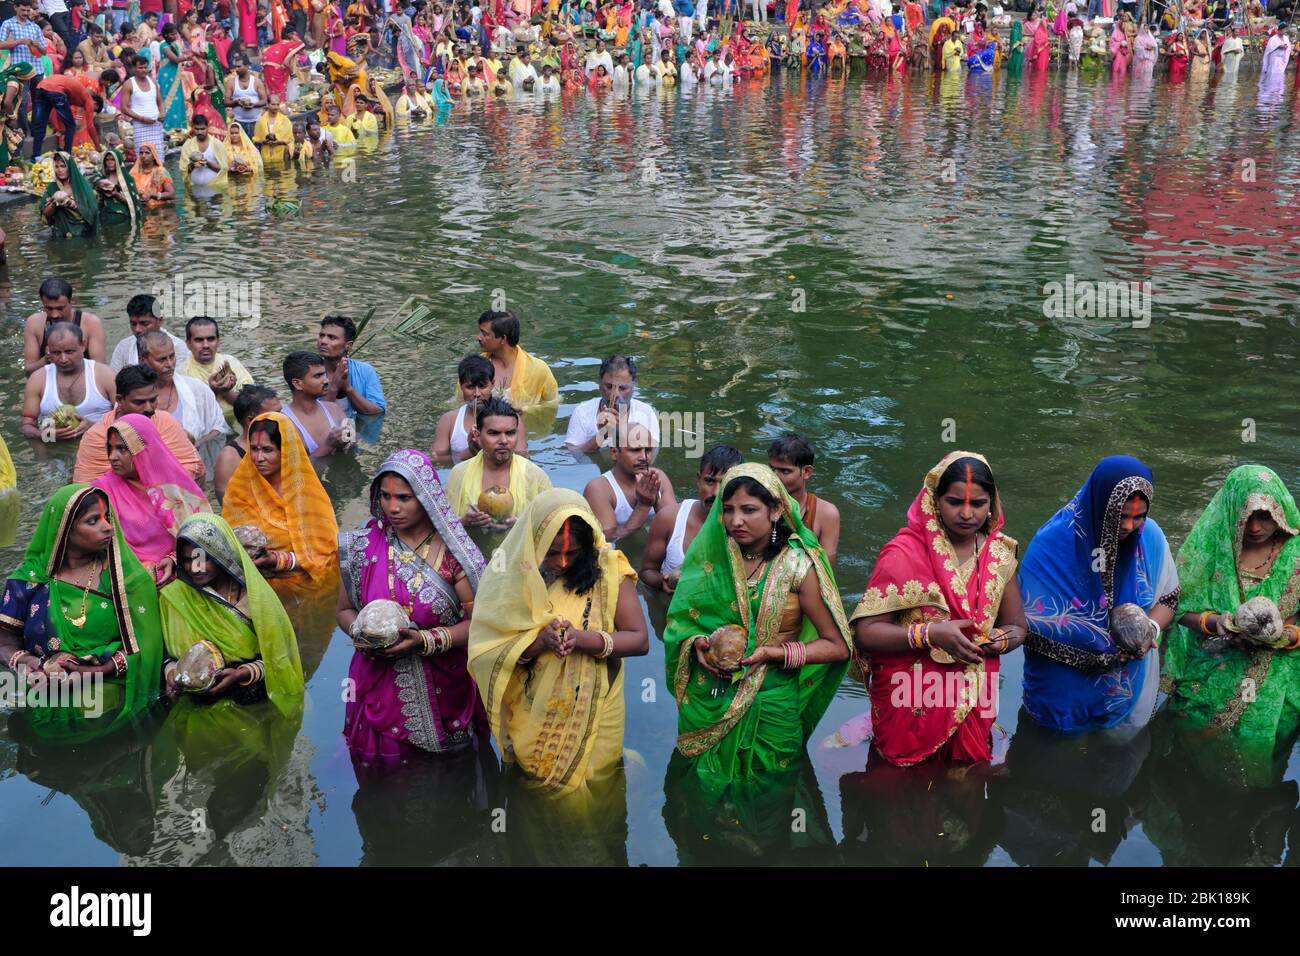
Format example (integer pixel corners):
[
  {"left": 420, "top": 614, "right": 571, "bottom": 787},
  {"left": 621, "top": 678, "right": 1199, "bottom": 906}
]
[
  {"left": 693, "top": 636, "right": 726, "bottom": 677},
  {"left": 739, "top": 644, "right": 779, "bottom": 667},
  {"left": 205, "top": 667, "right": 244, "bottom": 697},
  {"left": 164, "top": 665, "right": 182, "bottom": 700},
  {"left": 377, "top": 627, "right": 425, "bottom": 657},
  {"left": 253, "top": 550, "right": 280, "bottom": 572},
  {"left": 927, "top": 618, "right": 984, "bottom": 665},
  {"left": 63, "top": 658, "right": 115, "bottom": 676},
  {"left": 154, "top": 555, "right": 177, "bottom": 587},
  {"left": 540, "top": 618, "right": 575, "bottom": 656}
]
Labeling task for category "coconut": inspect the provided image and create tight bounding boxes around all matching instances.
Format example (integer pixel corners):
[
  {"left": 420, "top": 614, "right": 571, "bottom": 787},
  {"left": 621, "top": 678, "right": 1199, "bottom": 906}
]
[
  {"left": 52, "top": 189, "right": 70, "bottom": 204},
  {"left": 704, "top": 624, "right": 749, "bottom": 673},
  {"left": 352, "top": 598, "right": 410, "bottom": 650},
  {"left": 231, "top": 525, "right": 269, "bottom": 561},
  {"left": 478, "top": 485, "right": 514, "bottom": 520},
  {"left": 1109, "top": 603, "right": 1153, "bottom": 656},
  {"left": 51, "top": 404, "right": 81, "bottom": 429},
  {"left": 175, "top": 640, "right": 225, "bottom": 692},
  {"left": 1229, "top": 596, "right": 1283, "bottom": 647}
]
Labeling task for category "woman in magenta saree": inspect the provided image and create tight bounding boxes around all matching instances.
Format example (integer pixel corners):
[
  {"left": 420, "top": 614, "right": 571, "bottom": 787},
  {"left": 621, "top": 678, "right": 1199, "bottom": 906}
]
[
  {"left": 338, "top": 449, "right": 488, "bottom": 761},
  {"left": 1026, "top": 20, "right": 1050, "bottom": 70}
]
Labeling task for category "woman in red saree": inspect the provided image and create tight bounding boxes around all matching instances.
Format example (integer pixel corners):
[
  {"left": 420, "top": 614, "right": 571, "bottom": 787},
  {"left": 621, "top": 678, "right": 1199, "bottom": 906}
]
[
  {"left": 904, "top": 0, "right": 922, "bottom": 36},
  {"left": 884, "top": 20, "right": 906, "bottom": 72},
  {"left": 263, "top": 37, "right": 306, "bottom": 100},
  {"left": 1026, "top": 19, "right": 1050, "bottom": 70},
  {"left": 237, "top": 0, "right": 259, "bottom": 47},
  {"left": 851, "top": 452, "right": 1027, "bottom": 767},
  {"left": 785, "top": 0, "right": 799, "bottom": 27},
  {"left": 930, "top": 21, "right": 949, "bottom": 71},
  {"left": 1166, "top": 31, "right": 1188, "bottom": 82}
]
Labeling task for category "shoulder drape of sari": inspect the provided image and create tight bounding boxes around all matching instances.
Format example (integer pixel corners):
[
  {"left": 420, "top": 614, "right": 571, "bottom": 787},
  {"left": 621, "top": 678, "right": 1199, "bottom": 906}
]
[
  {"left": 663, "top": 464, "right": 851, "bottom": 781},
  {"left": 1019, "top": 456, "right": 1179, "bottom": 734},
  {"left": 340, "top": 449, "right": 487, "bottom": 756},
  {"left": 1163, "top": 465, "right": 1300, "bottom": 743},
  {"left": 41, "top": 152, "right": 99, "bottom": 237},
  {"left": 91, "top": 413, "right": 211, "bottom": 566},
  {"left": 160, "top": 513, "right": 304, "bottom": 715},
  {"left": 850, "top": 451, "right": 1018, "bottom": 766},
  {"left": 130, "top": 143, "right": 173, "bottom": 200},
  {"left": 467, "top": 489, "right": 635, "bottom": 793},
  {"left": 4, "top": 485, "right": 163, "bottom": 738},
  {"left": 221, "top": 412, "right": 339, "bottom": 588},
  {"left": 446, "top": 451, "right": 554, "bottom": 519}
]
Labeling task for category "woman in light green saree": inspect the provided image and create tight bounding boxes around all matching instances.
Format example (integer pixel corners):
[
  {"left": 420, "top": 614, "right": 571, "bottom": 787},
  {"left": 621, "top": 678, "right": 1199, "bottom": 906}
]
[
  {"left": 1162, "top": 465, "right": 1300, "bottom": 752},
  {"left": 0, "top": 484, "right": 163, "bottom": 742},
  {"left": 663, "top": 463, "right": 852, "bottom": 785},
  {"left": 160, "top": 512, "right": 304, "bottom": 716}
]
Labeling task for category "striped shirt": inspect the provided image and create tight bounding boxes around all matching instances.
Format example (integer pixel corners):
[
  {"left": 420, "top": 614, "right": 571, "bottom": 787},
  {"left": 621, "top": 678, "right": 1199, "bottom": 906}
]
[{"left": 0, "top": 17, "right": 46, "bottom": 74}]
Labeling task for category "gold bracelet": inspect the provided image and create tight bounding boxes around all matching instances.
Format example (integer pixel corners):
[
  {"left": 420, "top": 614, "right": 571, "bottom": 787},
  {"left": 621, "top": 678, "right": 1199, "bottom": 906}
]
[
  {"left": 238, "top": 663, "right": 257, "bottom": 686},
  {"left": 595, "top": 630, "right": 614, "bottom": 660}
]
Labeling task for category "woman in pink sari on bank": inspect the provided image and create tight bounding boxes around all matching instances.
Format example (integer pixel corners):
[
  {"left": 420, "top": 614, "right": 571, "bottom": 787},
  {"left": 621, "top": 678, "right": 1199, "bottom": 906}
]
[
  {"left": 338, "top": 449, "right": 489, "bottom": 762},
  {"left": 91, "top": 413, "right": 212, "bottom": 584}
]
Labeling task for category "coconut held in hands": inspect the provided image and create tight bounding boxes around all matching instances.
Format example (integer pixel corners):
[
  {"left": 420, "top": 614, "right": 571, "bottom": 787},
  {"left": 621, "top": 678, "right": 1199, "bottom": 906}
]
[
  {"left": 1109, "top": 603, "right": 1153, "bottom": 656},
  {"left": 478, "top": 485, "right": 514, "bottom": 520},
  {"left": 232, "top": 525, "right": 269, "bottom": 561},
  {"left": 704, "top": 624, "right": 749, "bottom": 673},
  {"left": 1230, "top": 596, "right": 1283, "bottom": 646},
  {"left": 175, "top": 640, "right": 225, "bottom": 692},
  {"left": 352, "top": 598, "right": 411, "bottom": 650}
]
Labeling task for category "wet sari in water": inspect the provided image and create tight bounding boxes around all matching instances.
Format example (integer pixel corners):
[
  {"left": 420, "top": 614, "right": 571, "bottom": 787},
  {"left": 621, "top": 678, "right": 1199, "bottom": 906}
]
[
  {"left": 0, "top": 485, "right": 163, "bottom": 741},
  {"left": 340, "top": 449, "right": 488, "bottom": 759},
  {"left": 160, "top": 512, "right": 304, "bottom": 714},
  {"left": 94, "top": 148, "right": 144, "bottom": 227},
  {"left": 851, "top": 451, "right": 1018, "bottom": 766},
  {"left": 467, "top": 489, "right": 636, "bottom": 795},
  {"left": 40, "top": 152, "right": 98, "bottom": 238},
  {"left": 1019, "top": 456, "right": 1179, "bottom": 735},
  {"left": 1162, "top": 465, "right": 1300, "bottom": 748},
  {"left": 664, "top": 464, "right": 851, "bottom": 784}
]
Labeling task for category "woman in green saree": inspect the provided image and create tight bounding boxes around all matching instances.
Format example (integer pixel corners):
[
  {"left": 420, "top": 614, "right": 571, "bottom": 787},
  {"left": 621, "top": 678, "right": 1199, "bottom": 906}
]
[
  {"left": 40, "top": 152, "right": 99, "bottom": 238},
  {"left": 160, "top": 512, "right": 304, "bottom": 715},
  {"left": 0, "top": 485, "right": 163, "bottom": 740},
  {"left": 0, "top": 62, "right": 35, "bottom": 171},
  {"left": 663, "top": 463, "right": 852, "bottom": 784},
  {"left": 1162, "top": 464, "right": 1300, "bottom": 749},
  {"left": 1007, "top": 20, "right": 1025, "bottom": 75},
  {"left": 94, "top": 147, "right": 143, "bottom": 227}
]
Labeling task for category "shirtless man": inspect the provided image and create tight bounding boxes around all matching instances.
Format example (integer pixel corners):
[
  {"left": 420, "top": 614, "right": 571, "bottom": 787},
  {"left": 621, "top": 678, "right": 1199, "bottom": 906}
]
[
  {"left": 23, "top": 277, "right": 106, "bottom": 377},
  {"left": 432, "top": 354, "right": 527, "bottom": 464},
  {"left": 583, "top": 422, "right": 676, "bottom": 542},
  {"left": 640, "top": 445, "right": 742, "bottom": 592},
  {"left": 768, "top": 432, "right": 840, "bottom": 563},
  {"left": 279, "top": 350, "right": 354, "bottom": 459},
  {"left": 20, "top": 323, "right": 116, "bottom": 441}
]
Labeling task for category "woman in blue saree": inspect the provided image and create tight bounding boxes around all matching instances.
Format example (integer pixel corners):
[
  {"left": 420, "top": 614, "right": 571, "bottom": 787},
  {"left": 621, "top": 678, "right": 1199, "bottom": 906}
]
[
  {"left": 157, "top": 23, "right": 191, "bottom": 133},
  {"left": 1018, "top": 456, "right": 1179, "bottom": 735}
]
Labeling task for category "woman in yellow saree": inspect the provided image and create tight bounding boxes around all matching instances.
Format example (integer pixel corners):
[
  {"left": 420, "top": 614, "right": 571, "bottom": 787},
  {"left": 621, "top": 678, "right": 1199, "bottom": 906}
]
[
  {"left": 222, "top": 412, "right": 339, "bottom": 596},
  {"left": 160, "top": 512, "right": 304, "bottom": 715},
  {"left": 467, "top": 489, "right": 648, "bottom": 796},
  {"left": 663, "top": 463, "right": 852, "bottom": 784},
  {"left": 225, "top": 122, "right": 264, "bottom": 177}
]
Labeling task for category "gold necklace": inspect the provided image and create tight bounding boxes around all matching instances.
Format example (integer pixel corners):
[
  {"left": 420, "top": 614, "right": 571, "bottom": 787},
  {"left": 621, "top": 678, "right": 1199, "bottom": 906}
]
[
  {"left": 63, "top": 555, "right": 103, "bottom": 630},
  {"left": 1241, "top": 538, "right": 1281, "bottom": 576}
]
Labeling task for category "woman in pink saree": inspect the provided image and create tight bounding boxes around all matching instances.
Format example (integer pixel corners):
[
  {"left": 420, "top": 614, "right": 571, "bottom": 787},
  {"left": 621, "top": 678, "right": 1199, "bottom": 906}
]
[
  {"left": 1026, "top": 20, "right": 1050, "bottom": 70},
  {"left": 237, "top": 0, "right": 259, "bottom": 47},
  {"left": 1109, "top": 22, "right": 1129, "bottom": 77},
  {"left": 91, "top": 413, "right": 212, "bottom": 583},
  {"left": 338, "top": 449, "right": 489, "bottom": 761},
  {"left": 1133, "top": 22, "right": 1158, "bottom": 79}
]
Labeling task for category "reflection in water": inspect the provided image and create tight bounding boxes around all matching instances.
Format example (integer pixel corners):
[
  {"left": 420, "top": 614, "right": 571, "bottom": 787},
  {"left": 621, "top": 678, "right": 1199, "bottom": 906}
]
[
  {"left": 351, "top": 740, "right": 501, "bottom": 866},
  {"left": 840, "top": 757, "right": 1002, "bottom": 867},
  {"left": 1140, "top": 713, "right": 1300, "bottom": 867},
  {"left": 662, "top": 752, "right": 835, "bottom": 865},
  {"left": 991, "top": 709, "right": 1151, "bottom": 866},
  {"left": 502, "top": 762, "right": 630, "bottom": 867}
]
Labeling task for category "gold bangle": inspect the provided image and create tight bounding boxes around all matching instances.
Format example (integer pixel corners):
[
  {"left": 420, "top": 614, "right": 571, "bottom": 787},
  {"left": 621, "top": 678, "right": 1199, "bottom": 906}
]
[
  {"left": 595, "top": 630, "right": 614, "bottom": 660},
  {"left": 1198, "top": 610, "right": 1215, "bottom": 634},
  {"left": 238, "top": 663, "right": 257, "bottom": 686}
]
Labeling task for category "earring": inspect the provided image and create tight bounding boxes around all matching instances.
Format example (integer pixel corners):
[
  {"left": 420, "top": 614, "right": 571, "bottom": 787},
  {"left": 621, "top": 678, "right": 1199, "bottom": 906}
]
[{"left": 770, "top": 523, "right": 778, "bottom": 544}]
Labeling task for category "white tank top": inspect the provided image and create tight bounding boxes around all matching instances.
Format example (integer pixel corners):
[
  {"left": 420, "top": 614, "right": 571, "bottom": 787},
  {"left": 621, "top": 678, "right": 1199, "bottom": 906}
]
[
  {"left": 232, "top": 73, "right": 262, "bottom": 122},
  {"left": 40, "top": 359, "right": 112, "bottom": 423},
  {"left": 661, "top": 499, "right": 697, "bottom": 578},
  {"left": 450, "top": 404, "right": 472, "bottom": 459},
  {"left": 601, "top": 470, "right": 655, "bottom": 526},
  {"left": 130, "top": 76, "right": 159, "bottom": 121}
]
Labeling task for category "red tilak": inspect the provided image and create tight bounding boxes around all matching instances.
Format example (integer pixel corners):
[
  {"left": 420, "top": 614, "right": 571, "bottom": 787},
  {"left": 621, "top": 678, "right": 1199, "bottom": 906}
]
[
  {"left": 963, "top": 463, "right": 973, "bottom": 514},
  {"left": 559, "top": 521, "right": 571, "bottom": 569}
]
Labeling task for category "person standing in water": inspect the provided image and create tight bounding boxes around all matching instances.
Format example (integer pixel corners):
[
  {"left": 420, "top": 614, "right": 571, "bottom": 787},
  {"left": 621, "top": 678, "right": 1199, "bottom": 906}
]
[{"left": 767, "top": 432, "right": 841, "bottom": 565}]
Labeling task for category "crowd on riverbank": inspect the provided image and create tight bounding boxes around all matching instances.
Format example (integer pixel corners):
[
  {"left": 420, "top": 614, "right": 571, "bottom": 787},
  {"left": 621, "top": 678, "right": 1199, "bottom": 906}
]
[
  {"left": 2, "top": 283, "right": 1299, "bottom": 816},
  {"left": 2, "top": 0, "right": 1298, "bottom": 244}
]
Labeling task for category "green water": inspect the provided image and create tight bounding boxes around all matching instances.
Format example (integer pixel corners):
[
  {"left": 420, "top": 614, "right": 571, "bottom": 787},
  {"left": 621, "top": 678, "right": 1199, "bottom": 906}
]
[{"left": 2, "top": 67, "right": 1300, "bottom": 865}]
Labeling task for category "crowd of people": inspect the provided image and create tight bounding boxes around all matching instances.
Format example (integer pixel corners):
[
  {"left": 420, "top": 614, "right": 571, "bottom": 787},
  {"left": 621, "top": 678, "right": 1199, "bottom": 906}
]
[
  {"left": 1, "top": 0, "right": 1296, "bottom": 247},
  {"left": 2, "top": 285, "right": 1299, "bottom": 815}
]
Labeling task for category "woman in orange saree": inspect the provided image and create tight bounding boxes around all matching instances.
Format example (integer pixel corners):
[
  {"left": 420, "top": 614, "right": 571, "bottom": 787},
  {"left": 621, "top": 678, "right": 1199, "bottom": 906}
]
[
  {"left": 130, "top": 142, "right": 175, "bottom": 205},
  {"left": 851, "top": 452, "right": 1027, "bottom": 767}
]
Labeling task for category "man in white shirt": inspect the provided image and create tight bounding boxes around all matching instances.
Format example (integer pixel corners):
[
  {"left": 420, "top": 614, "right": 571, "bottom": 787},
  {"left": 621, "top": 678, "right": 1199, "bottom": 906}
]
[
  {"left": 39, "top": 0, "right": 73, "bottom": 55},
  {"left": 681, "top": 52, "right": 704, "bottom": 83},
  {"left": 110, "top": 293, "right": 187, "bottom": 371},
  {"left": 137, "top": 329, "right": 229, "bottom": 481},
  {"left": 657, "top": 0, "right": 674, "bottom": 18},
  {"left": 585, "top": 37, "right": 613, "bottom": 75},
  {"left": 509, "top": 47, "right": 538, "bottom": 85},
  {"left": 612, "top": 53, "right": 632, "bottom": 87},
  {"left": 564, "top": 354, "right": 660, "bottom": 454},
  {"left": 538, "top": 62, "right": 560, "bottom": 92}
]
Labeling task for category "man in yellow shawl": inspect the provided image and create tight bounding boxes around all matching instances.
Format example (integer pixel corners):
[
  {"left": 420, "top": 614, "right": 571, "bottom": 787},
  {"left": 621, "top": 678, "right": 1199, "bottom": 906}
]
[
  {"left": 253, "top": 93, "right": 295, "bottom": 166},
  {"left": 467, "top": 489, "right": 648, "bottom": 796},
  {"left": 453, "top": 309, "right": 559, "bottom": 437},
  {"left": 446, "top": 398, "right": 552, "bottom": 531},
  {"left": 321, "top": 102, "right": 357, "bottom": 147}
]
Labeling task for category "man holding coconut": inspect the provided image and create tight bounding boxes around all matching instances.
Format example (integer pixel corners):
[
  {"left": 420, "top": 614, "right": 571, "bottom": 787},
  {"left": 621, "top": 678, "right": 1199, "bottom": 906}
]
[{"left": 445, "top": 398, "right": 551, "bottom": 531}]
